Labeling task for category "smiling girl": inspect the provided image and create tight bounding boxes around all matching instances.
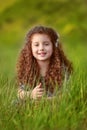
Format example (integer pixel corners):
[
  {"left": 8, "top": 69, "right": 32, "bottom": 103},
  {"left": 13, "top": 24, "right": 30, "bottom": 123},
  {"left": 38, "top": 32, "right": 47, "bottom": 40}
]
[{"left": 16, "top": 25, "right": 73, "bottom": 100}]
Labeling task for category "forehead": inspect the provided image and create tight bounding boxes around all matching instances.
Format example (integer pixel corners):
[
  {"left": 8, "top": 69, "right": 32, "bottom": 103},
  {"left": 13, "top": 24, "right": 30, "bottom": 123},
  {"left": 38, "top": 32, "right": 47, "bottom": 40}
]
[{"left": 31, "top": 33, "right": 51, "bottom": 42}]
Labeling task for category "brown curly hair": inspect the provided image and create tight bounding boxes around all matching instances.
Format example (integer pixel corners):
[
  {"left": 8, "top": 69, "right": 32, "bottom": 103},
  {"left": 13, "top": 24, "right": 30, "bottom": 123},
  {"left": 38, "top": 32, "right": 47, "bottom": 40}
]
[{"left": 16, "top": 25, "right": 73, "bottom": 93}]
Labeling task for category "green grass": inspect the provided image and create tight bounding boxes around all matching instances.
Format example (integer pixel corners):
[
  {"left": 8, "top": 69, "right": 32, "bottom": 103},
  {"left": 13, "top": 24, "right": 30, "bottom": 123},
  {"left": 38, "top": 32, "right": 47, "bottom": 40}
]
[{"left": 0, "top": 69, "right": 87, "bottom": 130}]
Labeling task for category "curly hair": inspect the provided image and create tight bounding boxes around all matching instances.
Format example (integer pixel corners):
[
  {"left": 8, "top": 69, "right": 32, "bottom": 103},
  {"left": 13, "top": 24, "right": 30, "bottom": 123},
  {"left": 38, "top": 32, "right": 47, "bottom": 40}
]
[{"left": 16, "top": 25, "right": 73, "bottom": 93}]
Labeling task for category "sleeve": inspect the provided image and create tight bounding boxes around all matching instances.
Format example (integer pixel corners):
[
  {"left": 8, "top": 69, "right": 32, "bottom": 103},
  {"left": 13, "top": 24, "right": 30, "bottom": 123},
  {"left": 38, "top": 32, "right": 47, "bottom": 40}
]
[
  {"left": 19, "top": 84, "right": 25, "bottom": 90},
  {"left": 19, "top": 83, "right": 30, "bottom": 91},
  {"left": 18, "top": 83, "right": 32, "bottom": 100}
]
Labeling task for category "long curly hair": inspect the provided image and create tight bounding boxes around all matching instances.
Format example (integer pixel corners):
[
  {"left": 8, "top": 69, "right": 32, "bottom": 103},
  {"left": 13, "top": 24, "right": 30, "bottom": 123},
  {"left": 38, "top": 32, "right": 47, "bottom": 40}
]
[{"left": 16, "top": 25, "right": 73, "bottom": 93}]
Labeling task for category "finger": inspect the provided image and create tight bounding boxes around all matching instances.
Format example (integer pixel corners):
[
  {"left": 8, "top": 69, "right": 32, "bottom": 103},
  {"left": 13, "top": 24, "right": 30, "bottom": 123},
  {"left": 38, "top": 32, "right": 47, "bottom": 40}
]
[
  {"left": 38, "top": 83, "right": 42, "bottom": 88},
  {"left": 39, "top": 88, "right": 44, "bottom": 90},
  {"left": 37, "top": 88, "right": 44, "bottom": 91},
  {"left": 37, "top": 95, "right": 43, "bottom": 98},
  {"left": 36, "top": 83, "right": 42, "bottom": 89},
  {"left": 37, "top": 91, "right": 44, "bottom": 95}
]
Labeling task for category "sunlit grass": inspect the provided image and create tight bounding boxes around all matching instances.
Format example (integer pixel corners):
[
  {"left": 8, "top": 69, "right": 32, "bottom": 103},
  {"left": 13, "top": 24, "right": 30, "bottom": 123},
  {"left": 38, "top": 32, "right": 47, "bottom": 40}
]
[{"left": 0, "top": 69, "right": 87, "bottom": 130}]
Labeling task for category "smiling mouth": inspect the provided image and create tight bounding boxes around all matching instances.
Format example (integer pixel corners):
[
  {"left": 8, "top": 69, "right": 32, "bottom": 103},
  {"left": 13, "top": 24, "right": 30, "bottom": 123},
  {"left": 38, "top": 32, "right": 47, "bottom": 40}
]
[{"left": 38, "top": 52, "right": 46, "bottom": 56}]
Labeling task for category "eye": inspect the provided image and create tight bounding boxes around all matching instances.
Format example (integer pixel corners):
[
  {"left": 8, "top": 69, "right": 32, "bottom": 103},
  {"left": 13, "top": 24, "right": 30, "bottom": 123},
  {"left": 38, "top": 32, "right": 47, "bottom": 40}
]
[
  {"left": 45, "top": 43, "right": 49, "bottom": 46},
  {"left": 34, "top": 44, "right": 39, "bottom": 46},
  {"left": 33, "top": 42, "right": 39, "bottom": 46},
  {"left": 44, "top": 42, "right": 49, "bottom": 46}
]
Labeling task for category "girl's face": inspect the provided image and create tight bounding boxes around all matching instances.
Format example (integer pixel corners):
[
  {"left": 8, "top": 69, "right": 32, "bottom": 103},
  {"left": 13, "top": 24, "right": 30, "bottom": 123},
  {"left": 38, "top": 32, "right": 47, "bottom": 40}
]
[{"left": 31, "top": 33, "right": 53, "bottom": 62}]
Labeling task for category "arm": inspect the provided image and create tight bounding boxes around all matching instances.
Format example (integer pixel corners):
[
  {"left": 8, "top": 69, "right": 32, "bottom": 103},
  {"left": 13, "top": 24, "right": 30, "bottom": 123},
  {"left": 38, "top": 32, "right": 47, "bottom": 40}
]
[
  {"left": 17, "top": 83, "right": 44, "bottom": 100},
  {"left": 17, "top": 87, "right": 31, "bottom": 100}
]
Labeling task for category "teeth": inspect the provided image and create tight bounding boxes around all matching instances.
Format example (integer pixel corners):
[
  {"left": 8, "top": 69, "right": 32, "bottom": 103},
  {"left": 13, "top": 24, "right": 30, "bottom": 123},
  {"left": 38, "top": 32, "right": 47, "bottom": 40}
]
[
  {"left": 38, "top": 53, "right": 46, "bottom": 54},
  {"left": 38, "top": 53, "right": 46, "bottom": 56}
]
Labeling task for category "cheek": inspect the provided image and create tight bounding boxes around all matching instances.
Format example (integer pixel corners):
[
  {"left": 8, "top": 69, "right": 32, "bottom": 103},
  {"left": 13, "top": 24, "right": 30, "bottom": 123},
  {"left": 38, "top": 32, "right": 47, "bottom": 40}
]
[
  {"left": 31, "top": 46, "right": 37, "bottom": 55},
  {"left": 49, "top": 46, "right": 53, "bottom": 54},
  {"left": 51, "top": 50, "right": 53, "bottom": 56}
]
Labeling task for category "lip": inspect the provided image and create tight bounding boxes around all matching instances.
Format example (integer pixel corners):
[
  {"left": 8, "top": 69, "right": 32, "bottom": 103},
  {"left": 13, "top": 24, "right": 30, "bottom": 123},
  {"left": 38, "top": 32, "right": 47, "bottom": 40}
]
[{"left": 38, "top": 52, "right": 46, "bottom": 56}]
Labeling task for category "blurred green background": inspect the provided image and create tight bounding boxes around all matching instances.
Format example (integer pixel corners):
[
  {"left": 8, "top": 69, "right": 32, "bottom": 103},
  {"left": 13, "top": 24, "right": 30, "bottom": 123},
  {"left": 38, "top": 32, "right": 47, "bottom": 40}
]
[{"left": 0, "top": 0, "right": 87, "bottom": 79}]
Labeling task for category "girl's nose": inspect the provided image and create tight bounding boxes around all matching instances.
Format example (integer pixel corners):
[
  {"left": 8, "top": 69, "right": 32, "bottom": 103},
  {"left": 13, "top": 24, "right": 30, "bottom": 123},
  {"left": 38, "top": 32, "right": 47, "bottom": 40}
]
[{"left": 39, "top": 44, "right": 44, "bottom": 50}]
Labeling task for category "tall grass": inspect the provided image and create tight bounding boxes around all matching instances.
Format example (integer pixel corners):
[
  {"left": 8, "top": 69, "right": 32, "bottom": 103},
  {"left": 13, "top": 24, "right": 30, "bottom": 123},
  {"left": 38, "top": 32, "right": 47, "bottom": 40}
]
[{"left": 0, "top": 63, "right": 87, "bottom": 130}]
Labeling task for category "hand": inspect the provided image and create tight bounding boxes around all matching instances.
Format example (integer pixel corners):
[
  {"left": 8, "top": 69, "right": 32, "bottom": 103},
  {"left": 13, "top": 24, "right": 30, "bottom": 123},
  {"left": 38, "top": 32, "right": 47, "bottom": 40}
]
[{"left": 30, "top": 83, "right": 44, "bottom": 100}]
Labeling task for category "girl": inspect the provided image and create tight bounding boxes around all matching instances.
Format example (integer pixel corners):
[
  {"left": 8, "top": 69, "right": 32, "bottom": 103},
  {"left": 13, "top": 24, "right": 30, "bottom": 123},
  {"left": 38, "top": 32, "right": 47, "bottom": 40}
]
[{"left": 16, "top": 25, "right": 73, "bottom": 100}]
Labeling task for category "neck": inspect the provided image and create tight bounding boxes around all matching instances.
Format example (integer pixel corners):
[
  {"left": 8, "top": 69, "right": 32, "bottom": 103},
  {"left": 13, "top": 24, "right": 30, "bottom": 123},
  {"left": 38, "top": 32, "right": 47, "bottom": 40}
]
[{"left": 37, "top": 60, "right": 50, "bottom": 77}]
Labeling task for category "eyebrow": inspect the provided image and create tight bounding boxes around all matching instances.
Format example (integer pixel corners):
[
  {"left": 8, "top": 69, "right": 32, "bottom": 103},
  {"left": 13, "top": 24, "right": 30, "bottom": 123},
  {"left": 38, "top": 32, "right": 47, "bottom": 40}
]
[
  {"left": 32, "top": 42, "right": 39, "bottom": 43},
  {"left": 32, "top": 40, "right": 50, "bottom": 43}
]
